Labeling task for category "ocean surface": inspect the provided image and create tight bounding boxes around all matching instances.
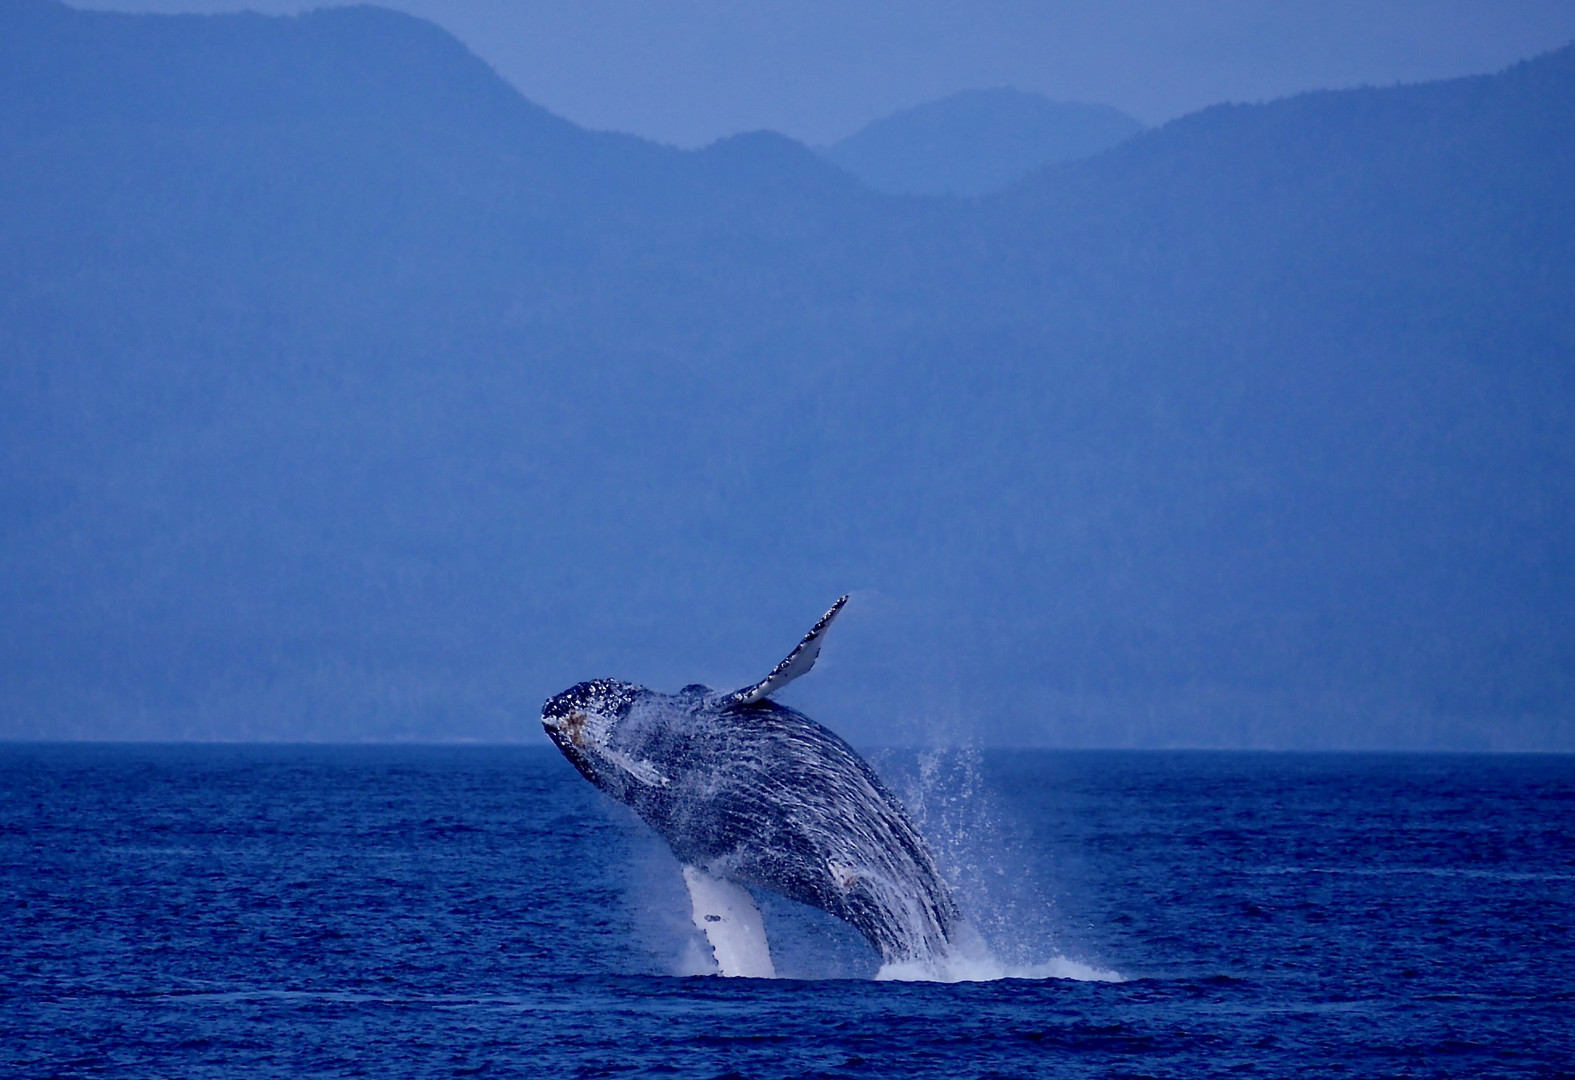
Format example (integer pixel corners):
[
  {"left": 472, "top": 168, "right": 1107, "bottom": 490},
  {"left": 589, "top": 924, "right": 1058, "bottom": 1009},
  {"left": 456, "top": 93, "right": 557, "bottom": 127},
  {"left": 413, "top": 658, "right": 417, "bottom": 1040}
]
[{"left": 3, "top": 744, "right": 1572, "bottom": 1078}]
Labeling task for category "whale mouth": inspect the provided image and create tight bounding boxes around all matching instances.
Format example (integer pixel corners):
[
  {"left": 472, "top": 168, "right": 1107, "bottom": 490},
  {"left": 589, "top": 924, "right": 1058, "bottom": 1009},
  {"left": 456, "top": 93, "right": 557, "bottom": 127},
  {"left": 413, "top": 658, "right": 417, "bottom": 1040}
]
[
  {"left": 541, "top": 713, "right": 598, "bottom": 784},
  {"left": 541, "top": 709, "right": 590, "bottom": 750}
]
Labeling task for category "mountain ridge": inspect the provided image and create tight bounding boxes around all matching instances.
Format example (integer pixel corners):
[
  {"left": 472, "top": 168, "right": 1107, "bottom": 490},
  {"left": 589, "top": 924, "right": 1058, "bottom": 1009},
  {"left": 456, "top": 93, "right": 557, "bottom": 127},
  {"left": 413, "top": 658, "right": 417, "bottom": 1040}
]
[
  {"left": 822, "top": 88, "right": 1143, "bottom": 197},
  {"left": 2, "top": 2, "right": 1572, "bottom": 749}
]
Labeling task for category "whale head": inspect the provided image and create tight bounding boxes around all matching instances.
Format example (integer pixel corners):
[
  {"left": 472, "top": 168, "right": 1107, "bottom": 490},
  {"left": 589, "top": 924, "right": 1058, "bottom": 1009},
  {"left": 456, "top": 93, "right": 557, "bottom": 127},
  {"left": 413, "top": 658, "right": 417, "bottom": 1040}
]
[
  {"left": 540, "top": 678, "right": 658, "bottom": 794},
  {"left": 542, "top": 678, "right": 638, "bottom": 753}
]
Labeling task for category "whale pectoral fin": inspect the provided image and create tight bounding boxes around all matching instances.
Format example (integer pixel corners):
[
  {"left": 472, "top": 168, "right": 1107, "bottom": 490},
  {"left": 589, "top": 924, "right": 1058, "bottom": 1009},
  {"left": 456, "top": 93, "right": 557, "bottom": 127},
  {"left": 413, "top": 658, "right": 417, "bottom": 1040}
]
[
  {"left": 719, "top": 595, "right": 848, "bottom": 710},
  {"left": 681, "top": 865, "right": 777, "bottom": 978}
]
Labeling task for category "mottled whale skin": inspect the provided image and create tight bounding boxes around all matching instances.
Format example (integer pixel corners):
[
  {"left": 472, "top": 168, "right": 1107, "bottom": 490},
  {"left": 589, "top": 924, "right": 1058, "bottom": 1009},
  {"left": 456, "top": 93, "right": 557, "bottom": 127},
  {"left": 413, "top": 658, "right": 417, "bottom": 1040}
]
[{"left": 541, "top": 599, "right": 960, "bottom": 967}]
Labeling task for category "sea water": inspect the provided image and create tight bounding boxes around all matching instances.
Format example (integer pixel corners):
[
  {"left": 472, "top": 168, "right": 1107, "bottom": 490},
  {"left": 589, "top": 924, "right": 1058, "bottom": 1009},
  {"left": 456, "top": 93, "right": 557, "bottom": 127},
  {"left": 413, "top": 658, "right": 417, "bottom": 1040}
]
[{"left": 2, "top": 744, "right": 1572, "bottom": 1077}]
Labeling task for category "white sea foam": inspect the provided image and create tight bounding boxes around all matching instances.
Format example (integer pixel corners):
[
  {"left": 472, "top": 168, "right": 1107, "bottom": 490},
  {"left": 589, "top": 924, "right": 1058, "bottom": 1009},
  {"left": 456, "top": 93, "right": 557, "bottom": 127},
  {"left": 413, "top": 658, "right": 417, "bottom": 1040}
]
[
  {"left": 874, "top": 922, "right": 1124, "bottom": 983},
  {"left": 875, "top": 953, "right": 1125, "bottom": 983}
]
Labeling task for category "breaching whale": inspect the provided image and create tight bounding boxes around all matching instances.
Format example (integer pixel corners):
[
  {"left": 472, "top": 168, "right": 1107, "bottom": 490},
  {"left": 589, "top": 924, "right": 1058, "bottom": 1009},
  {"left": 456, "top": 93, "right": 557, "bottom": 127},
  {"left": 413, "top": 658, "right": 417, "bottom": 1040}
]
[{"left": 541, "top": 597, "right": 962, "bottom": 976}]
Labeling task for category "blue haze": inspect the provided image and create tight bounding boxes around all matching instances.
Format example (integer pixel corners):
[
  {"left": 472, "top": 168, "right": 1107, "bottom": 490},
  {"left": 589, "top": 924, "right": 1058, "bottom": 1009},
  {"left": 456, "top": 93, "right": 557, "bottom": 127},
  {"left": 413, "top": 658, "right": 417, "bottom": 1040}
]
[
  {"left": 1, "top": 1, "right": 1573, "bottom": 747},
  {"left": 819, "top": 90, "right": 1144, "bottom": 196}
]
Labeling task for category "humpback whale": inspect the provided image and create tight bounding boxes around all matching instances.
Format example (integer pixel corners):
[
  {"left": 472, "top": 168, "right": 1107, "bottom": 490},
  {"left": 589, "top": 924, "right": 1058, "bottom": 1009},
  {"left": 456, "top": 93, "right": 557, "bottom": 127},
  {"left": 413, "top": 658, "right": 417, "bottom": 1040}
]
[{"left": 541, "top": 597, "right": 962, "bottom": 976}]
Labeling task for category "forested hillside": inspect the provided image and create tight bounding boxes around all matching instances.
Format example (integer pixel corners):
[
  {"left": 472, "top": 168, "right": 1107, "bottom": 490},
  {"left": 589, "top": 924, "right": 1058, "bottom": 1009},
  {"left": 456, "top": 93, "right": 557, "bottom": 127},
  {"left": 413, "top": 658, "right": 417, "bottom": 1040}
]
[{"left": 2, "top": 0, "right": 1571, "bottom": 748}]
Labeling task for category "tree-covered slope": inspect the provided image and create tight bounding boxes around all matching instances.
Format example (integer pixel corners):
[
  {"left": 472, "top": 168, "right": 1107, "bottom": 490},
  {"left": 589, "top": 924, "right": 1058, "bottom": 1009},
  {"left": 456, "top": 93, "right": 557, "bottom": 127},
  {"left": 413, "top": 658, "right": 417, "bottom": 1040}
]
[{"left": 1, "top": 1, "right": 1570, "bottom": 748}]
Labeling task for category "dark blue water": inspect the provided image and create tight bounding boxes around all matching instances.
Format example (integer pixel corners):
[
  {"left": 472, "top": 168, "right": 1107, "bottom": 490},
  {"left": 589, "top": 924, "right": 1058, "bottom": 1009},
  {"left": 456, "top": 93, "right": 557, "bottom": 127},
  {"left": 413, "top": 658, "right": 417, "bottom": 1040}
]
[{"left": 3, "top": 745, "right": 1572, "bottom": 1078}]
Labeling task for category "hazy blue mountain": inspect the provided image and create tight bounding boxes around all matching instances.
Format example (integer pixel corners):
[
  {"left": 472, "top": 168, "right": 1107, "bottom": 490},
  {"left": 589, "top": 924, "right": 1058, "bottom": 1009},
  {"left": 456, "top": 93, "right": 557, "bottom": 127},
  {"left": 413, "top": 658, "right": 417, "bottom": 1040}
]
[
  {"left": 1, "top": 1, "right": 1571, "bottom": 749},
  {"left": 820, "top": 89, "right": 1143, "bottom": 196}
]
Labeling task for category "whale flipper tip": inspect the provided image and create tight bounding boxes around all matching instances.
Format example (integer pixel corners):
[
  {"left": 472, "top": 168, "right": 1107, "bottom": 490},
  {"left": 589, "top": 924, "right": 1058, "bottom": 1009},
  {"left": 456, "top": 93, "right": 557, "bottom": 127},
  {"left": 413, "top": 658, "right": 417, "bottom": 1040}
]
[{"left": 721, "top": 595, "right": 848, "bottom": 710}]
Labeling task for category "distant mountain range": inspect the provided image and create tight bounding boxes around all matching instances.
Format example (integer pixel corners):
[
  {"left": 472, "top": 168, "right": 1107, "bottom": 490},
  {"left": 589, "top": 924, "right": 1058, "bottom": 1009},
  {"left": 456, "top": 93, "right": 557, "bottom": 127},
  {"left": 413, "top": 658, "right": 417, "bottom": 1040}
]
[
  {"left": 820, "top": 89, "right": 1144, "bottom": 196},
  {"left": 2, "top": 0, "right": 1571, "bottom": 749}
]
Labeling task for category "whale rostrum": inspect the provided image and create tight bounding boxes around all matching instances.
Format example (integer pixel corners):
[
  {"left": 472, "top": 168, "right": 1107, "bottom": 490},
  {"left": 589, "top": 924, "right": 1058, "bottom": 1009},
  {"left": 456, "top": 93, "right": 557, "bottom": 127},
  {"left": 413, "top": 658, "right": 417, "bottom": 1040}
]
[{"left": 541, "top": 596, "right": 962, "bottom": 975}]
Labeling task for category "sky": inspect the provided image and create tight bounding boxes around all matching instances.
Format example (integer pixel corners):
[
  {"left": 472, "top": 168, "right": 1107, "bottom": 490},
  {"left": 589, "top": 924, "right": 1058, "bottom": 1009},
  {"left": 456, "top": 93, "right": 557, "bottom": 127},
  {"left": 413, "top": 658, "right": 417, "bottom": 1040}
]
[{"left": 73, "top": 0, "right": 1575, "bottom": 147}]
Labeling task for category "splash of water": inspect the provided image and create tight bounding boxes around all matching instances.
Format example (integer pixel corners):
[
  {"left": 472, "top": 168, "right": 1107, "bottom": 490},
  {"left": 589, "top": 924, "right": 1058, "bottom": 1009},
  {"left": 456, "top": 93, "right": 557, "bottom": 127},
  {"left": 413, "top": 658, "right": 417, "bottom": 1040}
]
[
  {"left": 874, "top": 744, "right": 1125, "bottom": 984},
  {"left": 871, "top": 911, "right": 1123, "bottom": 982},
  {"left": 876, "top": 952, "right": 1125, "bottom": 983}
]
